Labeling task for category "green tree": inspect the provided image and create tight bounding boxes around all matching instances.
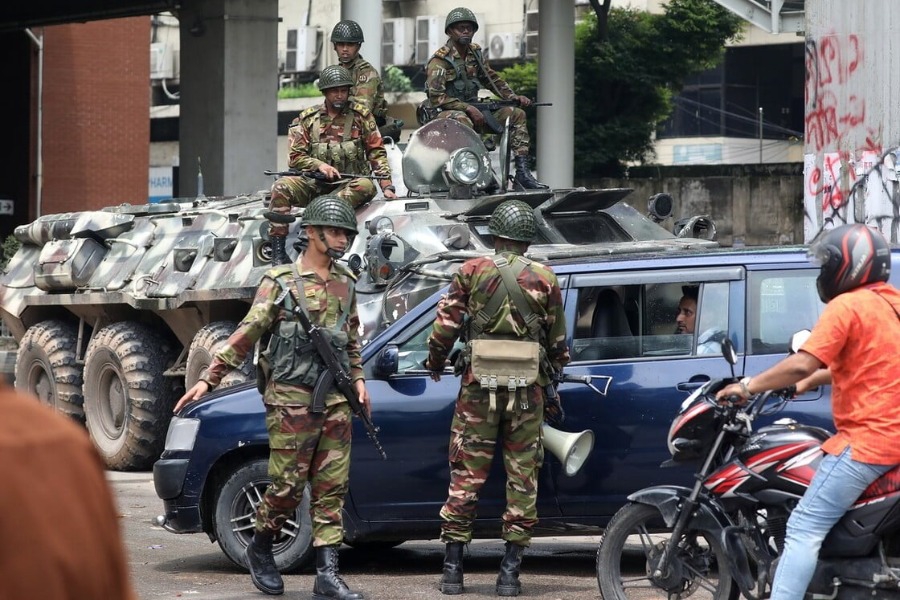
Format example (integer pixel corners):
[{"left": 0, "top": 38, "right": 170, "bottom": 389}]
[
  {"left": 577, "top": 0, "right": 743, "bottom": 176},
  {"left": 1, "top": 235, "right": 20, "bottom": 272}
]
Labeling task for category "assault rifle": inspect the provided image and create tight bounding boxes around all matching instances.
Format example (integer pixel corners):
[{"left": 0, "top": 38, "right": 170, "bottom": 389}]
[
  {"left": 283, "top": 290, "right": 388, "bottom": 460},
  {"left": 420, "top": 98, "right": 552, "bottom": 135},
  {"left": 263, "top": 169, "right": 390, "bottom": 181}
]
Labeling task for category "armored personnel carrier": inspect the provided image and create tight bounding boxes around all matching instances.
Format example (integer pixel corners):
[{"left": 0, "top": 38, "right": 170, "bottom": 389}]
[{"left": 0, "top": 118, "right": 716, "bottom": 470}]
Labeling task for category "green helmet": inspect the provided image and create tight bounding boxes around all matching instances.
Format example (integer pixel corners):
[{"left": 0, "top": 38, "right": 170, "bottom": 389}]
[
  {"left": 445, "top": 7, "right": 479, "bottom": 34},
  {"left": 489, "top": 200, "right": 535, "bottom": 242},
  {"left": 301, "top": 195, "right": 358, "bottom": 233},
  {"left": 331, "top": 20, "right": 364, "bottom": 43},
  {"left": 317, "top": 65, "right": 354, "bottom": 91}
]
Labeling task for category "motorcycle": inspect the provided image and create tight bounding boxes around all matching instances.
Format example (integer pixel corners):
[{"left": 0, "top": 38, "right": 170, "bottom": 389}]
[{"left": 595, "top": 334, "right": 900, "bottom": 600}]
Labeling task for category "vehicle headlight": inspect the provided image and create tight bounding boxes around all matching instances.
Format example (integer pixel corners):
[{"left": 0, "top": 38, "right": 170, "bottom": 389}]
[
  {"left": 164, "top": 417, "right": 200, "bottom": 451},
  {"left": 446, "top": 149, "right": 482, "bottom": 185},
  {"left": 368, "top": 216, "right": 394, "bottom": 235}
]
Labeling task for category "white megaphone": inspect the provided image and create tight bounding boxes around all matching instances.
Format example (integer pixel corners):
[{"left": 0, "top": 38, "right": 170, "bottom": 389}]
[{"left": 542, "top": 423, "right": 595, "bottom": 476}]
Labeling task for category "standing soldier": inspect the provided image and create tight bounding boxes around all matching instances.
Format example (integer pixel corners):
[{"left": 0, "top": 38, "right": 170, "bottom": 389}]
[
  {"left": 330, "top": 20, "right": 403, "bottom": 141},
  {"left": 268, "top": 64, "right": 397, "bottom": 265},
  {"left": 425, "top": 200, "right": 570, "bottom": 596},
  {"left": 424, "top": 7, "right": 548, "bottom": 190},
  {"left": 175, "top": 196, "right": 368, "bottom": 600}
]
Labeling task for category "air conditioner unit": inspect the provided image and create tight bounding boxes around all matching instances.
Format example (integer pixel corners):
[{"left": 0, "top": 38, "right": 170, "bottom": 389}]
[
  {"left": 525, "top": 10, "right": 539, "bottom": 58},
  {"left": 282, "top": 26, "right": 318, "bottom": 72},
  {"left": 415, "top": 15, "right": 442, "bottom": 64},
  {"left": 486, "top": 32, "right": 521, "bottom": 60},
  {"left": 382, "top": 17, "right": 414, "bottom": 66},
  {"left": 150, "top": 42, "right": 174, "bottom": 79}
]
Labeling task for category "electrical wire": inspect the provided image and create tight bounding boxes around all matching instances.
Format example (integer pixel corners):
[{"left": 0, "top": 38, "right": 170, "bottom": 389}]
[{"left": 673, "top": 96, "right": 803, "bottom": 138}]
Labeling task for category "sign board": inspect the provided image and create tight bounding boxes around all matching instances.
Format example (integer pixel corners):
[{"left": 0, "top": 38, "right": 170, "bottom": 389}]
[
  {"left": 0, "top": 199, "right": 13, "bottom": 215},
  {"left": 149, "top": 167, "right": 174, "bottom": 203}
]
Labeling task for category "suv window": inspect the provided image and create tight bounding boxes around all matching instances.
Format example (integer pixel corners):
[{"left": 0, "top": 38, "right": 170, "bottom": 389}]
[{"left": 748, "top": 269, "right": 824, "bottom": 354}]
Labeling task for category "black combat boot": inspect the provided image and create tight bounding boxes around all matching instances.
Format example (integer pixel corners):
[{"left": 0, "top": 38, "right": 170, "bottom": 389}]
[
  {"left": 439, "top": 541, "right": 465, "bottom": 595},
  {"left": 513, "top": 155, "right": 549, "bottom": 190},
  {"left": 269, "top": 234, "right": 289, "bottom": 265},
  {"left": 312, "top": 545, "right": 364, "bottom": 600},
  {"left": 495, "top": 541, "right": 525, "bottom": 597},
  {"left": 245, "top": 530, "right": 284, "bottom": 595}
]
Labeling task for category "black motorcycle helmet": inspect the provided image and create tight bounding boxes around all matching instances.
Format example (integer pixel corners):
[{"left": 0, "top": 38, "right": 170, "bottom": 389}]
[{"left": 808, "top": 223, "right": 890, "bottom": 303}]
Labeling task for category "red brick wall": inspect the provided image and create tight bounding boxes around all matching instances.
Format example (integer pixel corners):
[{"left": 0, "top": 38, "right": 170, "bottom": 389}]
[{"left": 41, "top": 18, "right": 149, "bottom": 214}]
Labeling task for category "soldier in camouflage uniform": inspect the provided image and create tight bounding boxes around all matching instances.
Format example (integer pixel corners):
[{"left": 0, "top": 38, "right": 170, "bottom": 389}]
[
  {"left": 424, "top": 7, "right": 548, "bottom": 190},
  {"left": 330, "top": 20, "right": 403, "bottom": 141},
  {"left": 175, "top": 196, "right": 368, "bottom": 599},
  {"left": 268, "top": 64, "right": 397, "bottom": 265},
  {"left": 425, "top": 200, "right": 570, "bottom": 596}
]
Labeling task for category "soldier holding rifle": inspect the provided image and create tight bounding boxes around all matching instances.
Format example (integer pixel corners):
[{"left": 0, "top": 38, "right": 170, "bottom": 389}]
[{"left": 175, "top": 196, "right": 370, "bottom": 600}]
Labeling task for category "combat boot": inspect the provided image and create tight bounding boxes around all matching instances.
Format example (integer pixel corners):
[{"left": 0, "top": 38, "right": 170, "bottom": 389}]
[
  {"left": 312, "top": 545, "right": 364, "bottom": 600},
  {"left": 495, "top": 541, "right": 525, "bottom": 597},
  {"left": 440, "top": 541, "right": 465, "bottom": 595},
  {"left": 245, "top": 530, "right": 284, "bottom": 595},
  {"left": 269, "top": 234, "right": 289, "bottom": 265},
  {"left": 513, "top": 155, "right": 548, "bottom": 190}
]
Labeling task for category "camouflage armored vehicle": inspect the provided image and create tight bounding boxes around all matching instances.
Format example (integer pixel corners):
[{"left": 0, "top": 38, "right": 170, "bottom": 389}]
[{"left": 0, "top": 117, "right": 716, "bottom": 470}]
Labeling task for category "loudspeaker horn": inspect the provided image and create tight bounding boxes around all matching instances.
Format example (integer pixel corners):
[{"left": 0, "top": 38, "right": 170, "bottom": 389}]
[{"left": 542, "top": 423, "right": 595, "bottom": 476}]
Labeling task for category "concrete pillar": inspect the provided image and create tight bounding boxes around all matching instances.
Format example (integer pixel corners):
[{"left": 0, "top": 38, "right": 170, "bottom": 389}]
[
  {"left": 178, "top": 0, "right": 278, "bottom": 196},
  {"left": 342, "top": 0, "right": 382, "bottom": 72},
  {"left": 536, "top": 0, "right": 574, "bottom": 189}
]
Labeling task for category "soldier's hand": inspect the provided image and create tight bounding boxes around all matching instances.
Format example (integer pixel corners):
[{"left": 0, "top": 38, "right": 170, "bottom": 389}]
[
  {"left": 465, "top": 105, "right": 485, "bottom": 128},
  {"left": 354, "top": 379, "right": 371, "bottom": 417},
  {"left": 517, "top": 95, "right": 532, "bottom": 108},
  {"left": 382, "top": 185, "right": 398, "bottom": 200},
  {"left": 174, "top": 380, "right": 210, "bottom": 413},
  {"left": 318, "top": 163, "right": 341, "bottom": 181},
  {"left": 424, "top": 358, "right": 442, "bottom": 382}
]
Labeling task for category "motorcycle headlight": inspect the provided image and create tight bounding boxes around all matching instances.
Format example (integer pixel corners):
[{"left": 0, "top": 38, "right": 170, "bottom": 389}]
[
  {"left": 164, "top": 417, "right": 200, "bottom": 451},
  {"left": 445, "top": 149, "right": 482, "bottom": 185}
]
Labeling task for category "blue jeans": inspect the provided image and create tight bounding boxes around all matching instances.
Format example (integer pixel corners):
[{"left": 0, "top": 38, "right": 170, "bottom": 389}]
[{"left": 769, "top": 447, "right": 894, "bottom": 600}]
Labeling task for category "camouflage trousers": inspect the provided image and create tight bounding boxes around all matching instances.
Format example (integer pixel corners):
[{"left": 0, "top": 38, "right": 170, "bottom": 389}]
[
  {"left": 255, "top": 402, "right": 353, "bottom": 547},
  {"left": 268, "top": 176, "right": 376, "bottom": 236},
  {"left": 436, "top": 105, "right": 530, "bottom": 156},
  {"left": 439, "top": 382, "right": 545, "bottom": 546}
]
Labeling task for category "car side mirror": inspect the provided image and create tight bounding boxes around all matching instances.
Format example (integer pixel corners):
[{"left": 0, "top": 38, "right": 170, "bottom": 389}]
[
  {"left": 790, "top": 329, "right": 811, "bottom": 354},
  {"left": 721, "top": 338, "right": 737, "bottom": 366},
  {"left": 374, "top": 344, "right": 399, "bottom": 378}
]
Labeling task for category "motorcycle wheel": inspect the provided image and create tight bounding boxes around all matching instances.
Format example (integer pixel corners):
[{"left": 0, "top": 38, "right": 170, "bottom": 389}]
[{"left": 596, "top": 502, "right": 739, "bottom": 600}]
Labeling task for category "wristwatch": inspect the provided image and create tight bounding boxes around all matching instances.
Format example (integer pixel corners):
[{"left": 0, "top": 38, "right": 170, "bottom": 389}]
[{"left": 739, "top": 376, "right": 752, "bottom": 396}]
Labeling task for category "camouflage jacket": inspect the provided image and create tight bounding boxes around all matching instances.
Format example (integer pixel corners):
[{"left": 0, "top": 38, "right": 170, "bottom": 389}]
[
  {"left": 425, "top": 42, "right": 516, "bottom": 111},
  {"left": 344, "top": 54, "right": 387, "bottom": 122},
  {"left": 202, "top": 259, "right": 363, "bottom": 406},
  {"left": 427, "top": 250, "right": 570, "bottom": 386},
  {"left": 287, "top": 102, "right": 391, "bottom": 177}
]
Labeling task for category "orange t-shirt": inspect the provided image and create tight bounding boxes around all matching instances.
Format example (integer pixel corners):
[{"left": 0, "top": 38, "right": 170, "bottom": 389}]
[{"left": 802, "top": 282, "right": 900, "bottom": 465}]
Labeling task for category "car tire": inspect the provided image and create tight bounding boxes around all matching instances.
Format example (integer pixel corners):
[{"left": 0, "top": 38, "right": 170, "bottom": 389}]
[
  {"left": 214, "top": 458, "right": 314, "bottom": 573},
  {"left": 15, "top": 320, "right": 85, "bottom": 423},
  {"left": 185, "top": 321, "right": 255, "bottom": 389}
]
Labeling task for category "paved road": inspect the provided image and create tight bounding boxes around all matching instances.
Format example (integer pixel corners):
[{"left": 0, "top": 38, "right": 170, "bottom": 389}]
[{"left": 112, "top": 471, "right": 608, "bottom": 599}]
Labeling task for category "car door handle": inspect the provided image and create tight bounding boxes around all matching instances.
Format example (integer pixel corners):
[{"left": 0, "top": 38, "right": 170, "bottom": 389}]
[{"left": 676, "top": 380, "right": 707, "bottom": 392}]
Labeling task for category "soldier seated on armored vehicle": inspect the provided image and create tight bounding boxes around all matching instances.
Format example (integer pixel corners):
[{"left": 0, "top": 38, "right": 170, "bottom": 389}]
[{"left": 268, "top": 64, "right": 397, "bottom": 264}]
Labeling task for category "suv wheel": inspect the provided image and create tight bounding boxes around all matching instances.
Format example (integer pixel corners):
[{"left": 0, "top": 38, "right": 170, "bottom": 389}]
[{"left": 214, "top": 458, "right": 314, "bottom": 572}]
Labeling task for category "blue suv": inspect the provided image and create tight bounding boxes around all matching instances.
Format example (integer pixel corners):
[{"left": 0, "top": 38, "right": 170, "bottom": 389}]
[{"left": 154, "top": 244, "right": 900, "bottom": 572}]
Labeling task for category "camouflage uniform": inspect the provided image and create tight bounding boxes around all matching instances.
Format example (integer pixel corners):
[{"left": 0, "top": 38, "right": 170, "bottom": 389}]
[
  {"left": 426, "top": 250, "right": 569, "bottom": 545},
  {"left": 269, "top": 102, "right": 391, "bottom": 236},
  {"left": 344, "top": 55, "right": 387, "bottom": 124},
  {"left": 202, "top": 260, "right": 362, "bottom": 547},
  {"left": 425, "top": 42, "right": 531, "bottom": 156}
]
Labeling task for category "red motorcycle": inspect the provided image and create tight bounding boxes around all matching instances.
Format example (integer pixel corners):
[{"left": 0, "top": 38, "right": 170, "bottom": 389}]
[{"left": 596, "top": 338, "right": 900, "bottom": 600}]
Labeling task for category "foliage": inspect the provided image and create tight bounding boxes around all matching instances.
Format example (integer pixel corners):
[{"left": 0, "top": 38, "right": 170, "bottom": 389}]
[
  {"left": 575, "top": 0, "right": 743, "bottom": 176},
  {"left": 499, "top": 61, "right": 539, "bottom": 157},
  {"left": 382, "top": 66, "right": 413, "bottom": 93},
  {"left": 1, "top": 235, "right": 20, "bottom": 272},
  {"left": 277, "top": 82, "right": 320, "bottom": 99}
]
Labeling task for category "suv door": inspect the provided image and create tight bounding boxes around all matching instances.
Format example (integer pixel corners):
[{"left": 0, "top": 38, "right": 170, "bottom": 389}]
[{"left": 553, "top": 266, "right": 743, "bottom": 521}]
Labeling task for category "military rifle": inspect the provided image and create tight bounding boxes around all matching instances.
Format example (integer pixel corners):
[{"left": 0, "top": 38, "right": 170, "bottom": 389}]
[
  {"left": 263, "top": 169, "right": 390, "bottom": 181},
  {"left": 421, "top": 98, "right": 552, "bottom": 135},
  {"left": 283, "top": 290, "right": 388, "bottom": 460}
]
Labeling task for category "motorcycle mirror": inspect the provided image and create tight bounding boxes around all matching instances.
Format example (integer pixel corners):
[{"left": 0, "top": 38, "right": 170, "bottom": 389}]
[
  {"left": 790, "top": 329, "right": 812, "bottom": 354},
  {"left": 721, "top": 338, "right": 737, "bottom": 376}
]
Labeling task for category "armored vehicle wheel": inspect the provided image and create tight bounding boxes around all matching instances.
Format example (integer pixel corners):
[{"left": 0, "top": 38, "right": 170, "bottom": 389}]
[
  {"left": 185, "top": 321, "right": 254, "bottom": 389},
  {"left": 214, "top": 458, "right": 314, "bottom": 573},
  {"left": 83, "top": 321, "right": 178, "bottom": 470},
  {"left": 15, "top": 320, "right": 85, "bottom": 423}
]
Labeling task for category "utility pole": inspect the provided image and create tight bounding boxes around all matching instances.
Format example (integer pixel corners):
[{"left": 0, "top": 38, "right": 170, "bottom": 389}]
[{"left": 758, "top": 107, "right": 764, "bottom": 164}]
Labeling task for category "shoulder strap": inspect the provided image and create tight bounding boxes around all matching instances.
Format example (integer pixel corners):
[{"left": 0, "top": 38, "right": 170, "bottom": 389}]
[
  {"left": 869, "top": 288, "right": 900, "bottom": 322},
  {"left": 472, "top": 47, "right": 505, "bottom": 99},
  {"left": 289, "top": 263, "right": 354, "bottom": 329},
  {"left": 470, "top": 256, "right": 541, "bottom": 339}
]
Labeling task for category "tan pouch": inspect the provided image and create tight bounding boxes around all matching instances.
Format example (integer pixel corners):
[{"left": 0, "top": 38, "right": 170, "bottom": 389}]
[{"left": 469, "top": 339, "right": 540, "bottom": 391}]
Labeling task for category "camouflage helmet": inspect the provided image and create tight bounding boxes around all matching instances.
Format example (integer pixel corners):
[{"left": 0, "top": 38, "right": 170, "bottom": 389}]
[
  {"left": 302, "top": 195, "right": 358, "bottom": 233},
  {"left": 331, "top": 20, "right": 364, "bottom": 44},
  {"left": 445, "top": 7, "right": 479, "bottom": 34},
  {"left": 317, "top": 65, "right": 354, "bottom": 91},
  {"left": 489, "top": 200, "right": 536, "bottom": 242}
]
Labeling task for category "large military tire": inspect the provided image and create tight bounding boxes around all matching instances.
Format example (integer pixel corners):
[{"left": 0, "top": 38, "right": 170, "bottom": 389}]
[
  {"left": 83, "top": 322, "right": 178, "bottom": 470},
  {"left": 185, "top": 321, "right": 255, "bottom": 389},
  {"left": 15, "top": 320, "right": 85, "bottom": 423},
  {"left": 213, "top": 458, "right": 314, "bottom": 573}
]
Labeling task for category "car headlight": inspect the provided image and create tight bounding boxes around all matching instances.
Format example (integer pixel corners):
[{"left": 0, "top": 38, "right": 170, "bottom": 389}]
[
  {"left": 446, "top": 149, "right": 482, "bottom": 185},
  {"left": 164, "top": 417, "right": 200, "bottom": 451},
  {"left": 368, "top": 216, "right": 394, "bottom": 235}
]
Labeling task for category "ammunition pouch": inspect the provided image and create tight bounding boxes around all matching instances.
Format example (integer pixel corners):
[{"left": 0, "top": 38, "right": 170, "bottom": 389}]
[
  {"left": 469, "top": 338, "right": 541, "bottom": 419},
  {"left": 265, "top": 320, "right": 350, "bottom": 390}
]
